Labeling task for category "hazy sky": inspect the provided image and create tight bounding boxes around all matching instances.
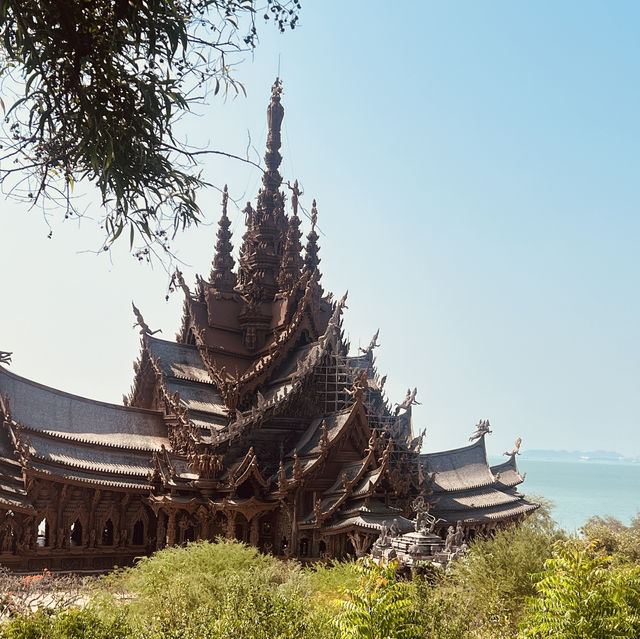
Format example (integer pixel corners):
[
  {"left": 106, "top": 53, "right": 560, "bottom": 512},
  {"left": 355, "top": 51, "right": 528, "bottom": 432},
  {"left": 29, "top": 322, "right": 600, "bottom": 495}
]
[{"left": 1, "top": 1, "right": 638, "bottom": 457}]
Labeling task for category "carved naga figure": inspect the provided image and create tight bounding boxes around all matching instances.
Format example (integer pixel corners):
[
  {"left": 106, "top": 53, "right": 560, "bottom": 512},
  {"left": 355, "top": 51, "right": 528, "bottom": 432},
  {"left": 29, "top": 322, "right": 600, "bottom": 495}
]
[
  {"left": 132, "top": 302, "right": 162, "bottom": 336},
  {"left": 504, "top": 437, "right": 522, "bottom": 457},
  {"left": 0, "top": 351, "right": 12, "bottom": 365},
  {"left": 359, "top": 329, "right": 381, "bottom": 354},
  {"left": 469, "top": 419, "right": 492, "bottom": 442},
  {"left": 394, "top": 387, "right": 421, "bottom": 416}
]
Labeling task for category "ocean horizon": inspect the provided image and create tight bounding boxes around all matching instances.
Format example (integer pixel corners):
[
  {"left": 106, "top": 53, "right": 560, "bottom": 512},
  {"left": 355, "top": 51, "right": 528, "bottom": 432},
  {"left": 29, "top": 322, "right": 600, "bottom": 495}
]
[{"left": 488, "top": 457, "right": 640, "bottom": 532}]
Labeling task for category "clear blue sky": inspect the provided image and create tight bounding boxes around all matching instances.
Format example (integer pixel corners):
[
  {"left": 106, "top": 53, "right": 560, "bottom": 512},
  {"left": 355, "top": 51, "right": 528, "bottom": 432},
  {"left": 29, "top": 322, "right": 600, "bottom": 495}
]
[{"left": 1, "top": 1, "right": 638, "bottom": 456}]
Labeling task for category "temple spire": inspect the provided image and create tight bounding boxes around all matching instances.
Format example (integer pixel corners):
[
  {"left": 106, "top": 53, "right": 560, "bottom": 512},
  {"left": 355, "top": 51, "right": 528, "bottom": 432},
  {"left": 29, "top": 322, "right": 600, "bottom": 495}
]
[
  {"left": 210, "top": 185, "right": 237, "bottom": 292},
  {"left": 263, "top": 78, "right": 284, "bottom": 202},
  {"left": 304, "top": 199, "right": 321, "bottom": 277},
  {"left": 278, "top": 180, "right": 304, "bottom": 291},
  {"left": 236, "top": 80, "right": 288, "bottom": 303}
]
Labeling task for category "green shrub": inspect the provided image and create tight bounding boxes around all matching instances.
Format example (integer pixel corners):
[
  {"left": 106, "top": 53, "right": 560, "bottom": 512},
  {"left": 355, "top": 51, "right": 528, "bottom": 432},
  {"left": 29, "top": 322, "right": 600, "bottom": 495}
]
[
  {"left": 333, "top": 559, "right": 418, "bottom": 639},
  {"left": 520, "top": 540, "right": 640, "bottom": 639},
  {"left": 0, "top": 608, "right": 131, "bottom": 639},
  {"left": 410, "top": 576, "right": 472, "bottom": 639}
]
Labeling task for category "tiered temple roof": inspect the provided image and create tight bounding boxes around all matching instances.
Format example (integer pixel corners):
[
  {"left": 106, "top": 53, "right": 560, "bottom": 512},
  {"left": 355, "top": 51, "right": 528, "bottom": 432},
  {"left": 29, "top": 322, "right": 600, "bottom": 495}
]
[{"left": 0, "top": 80, "right": 537, "bottom": 570}]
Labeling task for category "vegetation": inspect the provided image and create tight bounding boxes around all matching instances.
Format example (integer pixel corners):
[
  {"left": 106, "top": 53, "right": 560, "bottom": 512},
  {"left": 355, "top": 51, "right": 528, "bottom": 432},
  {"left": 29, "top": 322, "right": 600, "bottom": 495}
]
[
  {"left": 0, "top": 0, "right": 299, "bottom": 255},
  {"left": 3, "top": 509, "right": 640, "bottom": 639},
  {"left": 521, "top": 541, "right": 640, "bottom": 639}
]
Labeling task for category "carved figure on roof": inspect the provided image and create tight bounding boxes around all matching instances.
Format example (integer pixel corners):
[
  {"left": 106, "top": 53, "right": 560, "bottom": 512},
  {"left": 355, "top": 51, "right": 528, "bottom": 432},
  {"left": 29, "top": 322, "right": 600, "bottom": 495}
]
[
  {"left": 319, "top": 420, "right": 329, "bottom": 454},
  {"left": 454, "top": 520, "right": 465, "bottom": 547},
  {"left": 0, "top": 351, "right": 12, "bottom": 365},
  {"left": 346, "top": 368, "right": 369, "bottom": 403},
  {"left": 132, "top": 302, "right": 162, "bottom": 336},
  {"left": 408, "top": 428, "right": 426, "bottom": 453},
  {"left": 469, "top": 419, "right": 492, "bottom": 441},
  {"left": 292, "top": 450, "right": 302, "bottom": 483},
  {"left": 504, "top": 437, "right": 522, "bottom": 457},
  {"left": 359, "top": 329, "right": 381, "bottom": 354},
  {"left": 365, "top": 431, "right": 377, "bottom": 455},
  {"left": 170, "top": 270, "right": 191, "bottom": 298},
  {"left": 389, "top": 519, "right": 401, "bottom": 538},
  {"left": 394, "top": 387, "right": 421, "bottom": 416}
]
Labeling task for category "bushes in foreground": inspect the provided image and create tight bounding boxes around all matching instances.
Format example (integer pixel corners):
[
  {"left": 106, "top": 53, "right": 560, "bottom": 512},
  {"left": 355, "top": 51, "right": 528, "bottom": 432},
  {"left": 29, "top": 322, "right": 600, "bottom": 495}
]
[{"left": 3, "top": 509, "right": 640, "bottom": 639}]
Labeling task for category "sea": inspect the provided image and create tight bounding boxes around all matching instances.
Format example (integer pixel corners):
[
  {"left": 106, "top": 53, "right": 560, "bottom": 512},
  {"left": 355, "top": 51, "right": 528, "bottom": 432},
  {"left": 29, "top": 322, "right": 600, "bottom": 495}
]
[{"left": 488, "top": 457, "right": 640, "bottom": 533}]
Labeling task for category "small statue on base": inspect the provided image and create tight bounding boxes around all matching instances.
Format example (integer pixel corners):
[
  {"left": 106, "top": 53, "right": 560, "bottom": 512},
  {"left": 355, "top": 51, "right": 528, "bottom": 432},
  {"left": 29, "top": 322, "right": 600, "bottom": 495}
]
[
  {"left": 454, "top": 521, "right": 465, "bottom": 547},
  {"left": 444, "top": 525, "right": 455, "bottom": 553}
]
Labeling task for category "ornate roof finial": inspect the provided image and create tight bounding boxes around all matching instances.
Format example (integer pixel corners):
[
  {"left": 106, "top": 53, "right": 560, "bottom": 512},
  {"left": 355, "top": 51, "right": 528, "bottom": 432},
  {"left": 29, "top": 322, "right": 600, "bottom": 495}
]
[
  {"left": 0, "top": 351, "right": 12, "bottom": 365},
  {"left": 503, "top": 437, "right": 522, "bottom": 457},
  {"left": 278, "top": 182, "right": 304, "bottom": 292},
  {"left": 359, "top": 329, "right": 381, "bottom": 355},
  {"left": 263, "top": 77, "right": 284, "bottom": 197},
  {"left": 210, "top": 185, "right": 237, "bottom": 292},
  {"left": 469, "top": 419, "right": 492, "bottom": 442},
  {"left": 132, "top": 302, "right": 162, "bottom": 336},
  {"left": 304, "top": 199, "right": 321, "bottom": 276}
]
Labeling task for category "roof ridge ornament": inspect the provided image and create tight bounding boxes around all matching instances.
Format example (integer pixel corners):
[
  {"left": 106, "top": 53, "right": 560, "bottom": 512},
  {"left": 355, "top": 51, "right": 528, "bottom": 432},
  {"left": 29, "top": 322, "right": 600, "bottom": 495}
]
[
  {"left": 503, "top": 437, "right": 522, "bottom": 457},
  {"left": 0, "top": 351, "right": 12, "bottom": 365},
  {"left": 394, "top": 387, "right": 420, "bottom": 416},
  {"left": 359, "top": 329, "right": 381, "bottom": 355},
  {"left": 469, "top": 419, "right": 492, "bottom": 442},
  {"left": 132, "top": 302, "right": 162, "bottom": 336}
]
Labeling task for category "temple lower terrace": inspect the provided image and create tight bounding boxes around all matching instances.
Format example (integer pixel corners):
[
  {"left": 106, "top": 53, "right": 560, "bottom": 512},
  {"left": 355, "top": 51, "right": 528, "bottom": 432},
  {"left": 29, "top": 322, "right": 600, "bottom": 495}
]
[{"left": 0, "top": 81, "right": 538, "bottom": 571}]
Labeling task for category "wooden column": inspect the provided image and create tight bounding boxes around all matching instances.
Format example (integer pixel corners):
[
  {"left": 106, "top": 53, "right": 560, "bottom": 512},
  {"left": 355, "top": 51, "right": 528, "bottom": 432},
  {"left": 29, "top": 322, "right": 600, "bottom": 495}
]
[
  {"left": 167, "top": 511, "right": 177, "bottom": 547},
  {"left": 225, "top": 511, "right": 237, "bottom": 539},
  {"left": 249, "top": 517, "right": 260, "bottom": 547}
]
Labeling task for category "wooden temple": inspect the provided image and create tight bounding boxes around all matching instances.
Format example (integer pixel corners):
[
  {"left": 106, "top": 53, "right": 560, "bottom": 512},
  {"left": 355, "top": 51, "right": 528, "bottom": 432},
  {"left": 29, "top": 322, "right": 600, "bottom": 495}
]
[{"left": 0, "top": 80, "right": 538, "bottom": 571}]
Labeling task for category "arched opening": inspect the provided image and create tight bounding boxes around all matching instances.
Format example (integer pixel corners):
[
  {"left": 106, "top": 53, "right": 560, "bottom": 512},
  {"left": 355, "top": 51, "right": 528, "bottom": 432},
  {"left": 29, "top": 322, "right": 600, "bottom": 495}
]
[
  {"left": 183, "top": 526, "right": 195, "bottom": 543},
  {"left": 299, "top": 537, "right": 309, "bottom": 557},
  {"left": 236, "top": 482, "right": 254, "bottom": 499},
  {"left": 70, "top": 519, "right": 83, "bottom": 547},
  {"left": 101, "top": 519, "right": 114, "bottom": 546},
  {"left": 234, "top": 521, "right": 245, "bottom": 542},
  {"left": 36, "top": 518, "right": 49, "bottom": 547},
  {"left": 132, "top": 520, "right": 144, "bottom": 545},
  {"left": 187, "top": 329, "right": 196, "bottom": 345},
  {"left": 318, "top": 540, "right": 327, "bottom": 557},
  {"left": 344, "top": 537, "right": 356, "bottom": 559}
]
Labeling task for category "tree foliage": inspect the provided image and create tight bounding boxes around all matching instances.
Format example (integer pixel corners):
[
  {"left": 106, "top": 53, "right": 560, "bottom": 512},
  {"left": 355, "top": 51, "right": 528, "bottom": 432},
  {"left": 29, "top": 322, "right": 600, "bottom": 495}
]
[
  {"left": 581, "top": 514, "right": 640, "bottom": 563},
  {"left": 520, "top": 540, "right": 640, "bottom": 639},
  {"left": 0, "top": 0, "right": 299, "bottom": 255},
  {"left": 334, "top": 559, "right": 418, "bottom": 639}
]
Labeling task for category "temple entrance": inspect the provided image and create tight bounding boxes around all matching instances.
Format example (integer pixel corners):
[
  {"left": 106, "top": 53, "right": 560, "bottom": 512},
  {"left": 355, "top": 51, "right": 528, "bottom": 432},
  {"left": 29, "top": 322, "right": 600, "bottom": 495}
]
[
  {"left": 132, "top": 520, "right": 144, "bottom": 545},
  {"left": 36, "top": 518, "right": 49, "bottom": 547},
  {"left": 102, "top": 519, "right": 114, "bottom": 546},
  {"left": 183, "top": 526, "right": 195, "bottom": 543},
  {"left": 70, "top": 519, "right": 83, "bottom": 547}
]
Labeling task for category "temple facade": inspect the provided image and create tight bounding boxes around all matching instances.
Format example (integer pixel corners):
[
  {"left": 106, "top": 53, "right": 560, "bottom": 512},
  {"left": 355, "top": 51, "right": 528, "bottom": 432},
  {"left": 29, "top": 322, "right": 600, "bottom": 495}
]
[{"left": 0, "top": 81, "right": 537, "bottom": 571}]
